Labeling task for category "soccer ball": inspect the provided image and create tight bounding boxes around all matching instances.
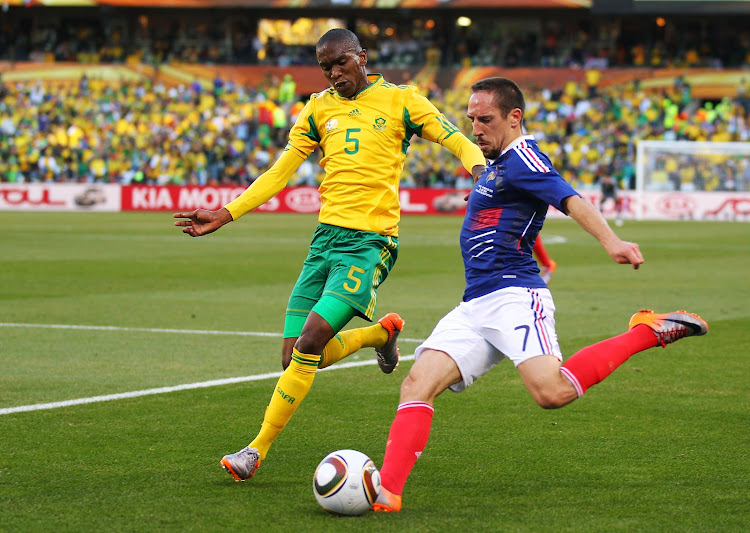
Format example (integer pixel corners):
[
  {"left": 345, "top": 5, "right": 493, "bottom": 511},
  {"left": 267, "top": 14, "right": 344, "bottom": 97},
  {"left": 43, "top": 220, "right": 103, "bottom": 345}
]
[{"left": 312, "top": 449, "right": 381, "bottom": 516}]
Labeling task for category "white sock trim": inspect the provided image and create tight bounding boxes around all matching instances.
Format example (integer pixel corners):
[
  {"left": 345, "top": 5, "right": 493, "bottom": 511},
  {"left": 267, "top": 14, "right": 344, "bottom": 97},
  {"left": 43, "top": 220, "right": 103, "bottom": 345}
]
[
  {"left": 397, "top": 401, "right": 434, "bottom": 412},
  {"left": 560, "top": 367, "right": 584, "bottom": 398}
]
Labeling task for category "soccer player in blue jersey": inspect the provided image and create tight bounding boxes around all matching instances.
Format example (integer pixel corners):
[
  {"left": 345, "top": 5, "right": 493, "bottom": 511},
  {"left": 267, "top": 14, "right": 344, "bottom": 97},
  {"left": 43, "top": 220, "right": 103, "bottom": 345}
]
[{"left": 372, "top": 77, "right": 708, "bottom": 513}]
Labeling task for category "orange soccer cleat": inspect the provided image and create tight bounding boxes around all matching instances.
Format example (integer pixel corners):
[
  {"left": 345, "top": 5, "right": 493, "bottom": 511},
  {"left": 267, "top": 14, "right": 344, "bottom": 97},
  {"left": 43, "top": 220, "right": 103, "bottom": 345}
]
[
  {"left": 372, "top": 486, "right": 402, "bottom": 513},
  {"left": 628, "top": 309, "right": 708, "bottom": 348},
  {"left": 375, "top": 313, "right": 405, "bottom": 374}
]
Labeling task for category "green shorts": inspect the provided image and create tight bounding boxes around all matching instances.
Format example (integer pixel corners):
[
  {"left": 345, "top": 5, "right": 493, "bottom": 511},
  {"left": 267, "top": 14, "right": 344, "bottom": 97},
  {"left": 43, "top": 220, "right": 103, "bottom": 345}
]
[{"left": 284, "top": 224, "right": 399, "bottom": 337}]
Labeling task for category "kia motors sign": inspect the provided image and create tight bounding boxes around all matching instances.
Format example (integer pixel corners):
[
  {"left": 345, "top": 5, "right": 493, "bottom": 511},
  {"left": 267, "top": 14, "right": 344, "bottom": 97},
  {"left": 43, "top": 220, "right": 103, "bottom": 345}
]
[
  {"left": 119, "top": 186, "right": 471, "bottom": 215},
  {"left": 122, "top": 186, "right": 248, "bottom": 211}
]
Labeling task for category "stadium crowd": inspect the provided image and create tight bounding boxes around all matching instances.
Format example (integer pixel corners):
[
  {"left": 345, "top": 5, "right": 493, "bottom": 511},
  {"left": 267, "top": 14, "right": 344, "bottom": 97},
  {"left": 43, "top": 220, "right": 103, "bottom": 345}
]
[
  {"left": 1, "top": 70, "right": 749, "bottom": 191},
  {"left": 2, "top": 13, "right": 750, "bottom": 70}
]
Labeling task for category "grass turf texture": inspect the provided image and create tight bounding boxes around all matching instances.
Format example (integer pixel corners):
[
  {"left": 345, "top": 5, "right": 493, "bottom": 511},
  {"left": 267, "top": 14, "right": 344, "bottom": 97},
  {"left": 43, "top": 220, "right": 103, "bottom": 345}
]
[{"left": 1, "top": 212, "right": 748, "bottom": 532}]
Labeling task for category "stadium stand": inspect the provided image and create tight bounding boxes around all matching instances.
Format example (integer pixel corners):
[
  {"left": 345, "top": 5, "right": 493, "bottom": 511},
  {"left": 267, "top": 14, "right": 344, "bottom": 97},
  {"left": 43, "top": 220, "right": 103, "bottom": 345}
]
[
  {"left": 1, "top": 5, "right": 750, "bottom": 69},
  {"left": 0, "top": 2, "right": 748, "bottom": 191}
]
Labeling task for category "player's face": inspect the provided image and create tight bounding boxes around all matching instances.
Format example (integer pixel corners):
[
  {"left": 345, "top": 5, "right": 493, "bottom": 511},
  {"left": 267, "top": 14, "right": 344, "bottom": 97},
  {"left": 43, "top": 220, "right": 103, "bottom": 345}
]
[
  {"left": 467, "top": 91, "right": 520, "bottom": 160},
  {"left": 317, "top": 42, "right": 369, "bottom": 98}
]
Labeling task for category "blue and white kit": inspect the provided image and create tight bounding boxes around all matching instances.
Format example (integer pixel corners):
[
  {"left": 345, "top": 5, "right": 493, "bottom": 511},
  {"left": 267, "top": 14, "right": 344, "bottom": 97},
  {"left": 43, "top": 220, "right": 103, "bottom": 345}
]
[
  {"left": 416, "top": 135, "right": 581, "bottom": 391},
  {"left": 461, "top": 134, "right": 579, "bottom": 301}
]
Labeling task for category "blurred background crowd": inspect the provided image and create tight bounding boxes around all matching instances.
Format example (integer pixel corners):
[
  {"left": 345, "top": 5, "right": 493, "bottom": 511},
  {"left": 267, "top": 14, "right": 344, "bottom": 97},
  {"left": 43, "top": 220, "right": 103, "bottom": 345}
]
[
  {"left": 2, "top": 6, "right": 749, "bottom": 70},
  {"left": 1, "top": 1, "right": 749, "bottom": 192}
]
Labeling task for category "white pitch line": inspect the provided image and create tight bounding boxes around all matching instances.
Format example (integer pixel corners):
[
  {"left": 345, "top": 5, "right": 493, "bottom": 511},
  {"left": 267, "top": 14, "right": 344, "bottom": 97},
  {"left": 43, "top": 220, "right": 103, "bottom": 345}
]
[
  {"left": 0, "top": 322, "right": 424, "bottom": 344},
  {"left": 0, "top": 322, "right": 283, "bottom": 338},
  {"left": 1, "top": 355, "right": 416, "bottom": 416},
  {"left": 1, "top": 322, "right": 422, "bottom": 416}
]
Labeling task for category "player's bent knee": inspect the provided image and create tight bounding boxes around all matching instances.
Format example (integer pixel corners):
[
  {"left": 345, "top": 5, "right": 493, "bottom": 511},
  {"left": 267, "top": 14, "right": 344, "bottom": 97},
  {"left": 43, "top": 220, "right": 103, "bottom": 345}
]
[
  {"left": 399, "top": 374, "right": 420, "bottom": 398},
  {"left": 399, "top": 374, "right": 434, "bottom": 404},
  {"left": 531, "top": 387, "right": 571, "bottom": 409}
]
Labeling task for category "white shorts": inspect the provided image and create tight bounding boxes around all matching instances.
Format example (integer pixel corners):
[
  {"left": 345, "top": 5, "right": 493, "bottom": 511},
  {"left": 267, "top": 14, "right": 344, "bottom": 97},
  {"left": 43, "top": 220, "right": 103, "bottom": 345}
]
[{"left": 414, "top": 287, "right": 562, "bottom": 393}]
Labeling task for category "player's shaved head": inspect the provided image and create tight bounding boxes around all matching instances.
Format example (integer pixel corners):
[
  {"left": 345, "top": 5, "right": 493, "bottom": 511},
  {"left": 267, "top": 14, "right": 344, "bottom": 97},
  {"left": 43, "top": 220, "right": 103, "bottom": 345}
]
[
  {"left": 471, "top": 77, "right": 525, "bottom": 118},
  {"left": 316, "top": 28, "right": 362, "bottom": 54}
]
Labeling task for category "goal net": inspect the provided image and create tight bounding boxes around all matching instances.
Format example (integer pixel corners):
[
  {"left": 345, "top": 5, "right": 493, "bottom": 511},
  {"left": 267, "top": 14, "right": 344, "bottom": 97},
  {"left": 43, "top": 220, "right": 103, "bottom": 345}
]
[
  {"left": 636, "top": 140, "right": 750, "bottom": 193},
  {"left": 634, "top": 140, "right": 750, "bottom": 220}
]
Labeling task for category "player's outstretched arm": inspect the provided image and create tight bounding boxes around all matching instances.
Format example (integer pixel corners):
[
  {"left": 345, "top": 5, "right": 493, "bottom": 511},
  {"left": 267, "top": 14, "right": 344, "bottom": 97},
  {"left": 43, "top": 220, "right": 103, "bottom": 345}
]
[
  {"left": 463, "top": 164, "right": 486, "bottom": 200},
  {"left": 471, "top": 164, "right": 486, "bottom": 183},
  {"left": 173, "top": 207, "right": 233, "bottom": 237},
  {"left": 562, "top": 195, "right": 644, "bottom": 269}
]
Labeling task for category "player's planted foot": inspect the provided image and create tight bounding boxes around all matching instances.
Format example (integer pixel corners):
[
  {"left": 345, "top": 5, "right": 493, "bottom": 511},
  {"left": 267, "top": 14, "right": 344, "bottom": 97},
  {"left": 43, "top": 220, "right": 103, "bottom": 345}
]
[
  {"left": 220, "top": 446, "right": 261, "bottom": 481},
  {"left": 540, "top": 259, "right": 557, "bottom": 284},
  {"left": 372, "top": 486, "right": 402, "bottom": 513},
  {"left": 628, "top": 309, "right": 708, "bottom": 348},
  {"left": 375, "top": 313, "right": 404, "bottom": 374}
]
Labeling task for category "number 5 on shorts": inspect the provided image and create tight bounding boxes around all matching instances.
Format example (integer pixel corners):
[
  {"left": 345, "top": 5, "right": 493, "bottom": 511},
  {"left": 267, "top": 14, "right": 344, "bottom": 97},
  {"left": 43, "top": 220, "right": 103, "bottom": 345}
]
[{"left": 344, "top": 266, "right": 366, "bottom": 293}]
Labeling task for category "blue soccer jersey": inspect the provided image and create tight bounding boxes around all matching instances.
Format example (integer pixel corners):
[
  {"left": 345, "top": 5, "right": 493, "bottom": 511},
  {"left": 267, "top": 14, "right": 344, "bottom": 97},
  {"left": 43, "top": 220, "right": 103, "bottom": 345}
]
[{"left": 461, "top": 135, "right": 579, "bottom": 301}]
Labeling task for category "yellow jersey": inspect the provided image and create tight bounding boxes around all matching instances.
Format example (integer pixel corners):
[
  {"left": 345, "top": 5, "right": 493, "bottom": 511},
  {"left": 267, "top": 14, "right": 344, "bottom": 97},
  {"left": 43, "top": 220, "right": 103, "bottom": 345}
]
[{"left": 225, "top": 73, "right": 484, "bottom": 236}]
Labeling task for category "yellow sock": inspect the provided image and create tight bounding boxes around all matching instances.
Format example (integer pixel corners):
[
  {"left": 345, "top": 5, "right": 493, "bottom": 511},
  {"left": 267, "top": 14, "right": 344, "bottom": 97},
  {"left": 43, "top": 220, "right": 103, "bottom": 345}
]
[
  {"left": 249, "top": 348, "right": 320, "bottom": 460},
  {"left": 319, "top": 323, "right": 389, "bottom": 369}
]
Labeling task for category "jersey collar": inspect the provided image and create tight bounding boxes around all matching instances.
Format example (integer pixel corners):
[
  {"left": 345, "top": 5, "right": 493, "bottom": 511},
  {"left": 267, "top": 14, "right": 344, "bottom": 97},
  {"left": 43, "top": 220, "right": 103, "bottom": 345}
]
[
  {"left": 340, "top": 73, "right": 383, "bottom": 101},
  {"left": 500, "top": 134, "right": 536, "bottom": 157}
]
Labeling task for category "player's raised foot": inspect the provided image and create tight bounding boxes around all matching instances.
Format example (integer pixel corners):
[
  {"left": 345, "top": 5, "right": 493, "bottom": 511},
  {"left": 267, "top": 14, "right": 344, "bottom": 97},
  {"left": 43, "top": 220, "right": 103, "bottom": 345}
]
[
  {"left": 372, "top": 486, "right": 402, "bottom": 513},
  {"left": 628, "top": 309, "right": 708, "bottom": 348},
  {"left": 220, "top": 446, "right": 261, "bottom": 482},
  {"left": 375, "top": 313, "right": 404, "bottom": 374},
  {"left": 540, "top": 259, "right": 557, "bottom": 284}
]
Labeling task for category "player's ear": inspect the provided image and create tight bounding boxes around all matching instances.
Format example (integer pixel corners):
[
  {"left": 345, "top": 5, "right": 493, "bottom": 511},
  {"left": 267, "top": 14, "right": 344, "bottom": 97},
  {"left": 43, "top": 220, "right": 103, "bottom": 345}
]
[
  {"left": 359, "top": 49, "right": 368, "bottom": 66},
  {"left": 511, "top": 108, "right": 523, "bottom": 128}
]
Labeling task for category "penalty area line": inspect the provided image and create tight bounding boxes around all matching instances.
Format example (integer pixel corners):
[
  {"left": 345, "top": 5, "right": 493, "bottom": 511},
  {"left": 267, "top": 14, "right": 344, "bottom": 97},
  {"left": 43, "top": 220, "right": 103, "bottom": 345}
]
[{"left": 0, "top": 355, "right": 416, "bottom": 416}]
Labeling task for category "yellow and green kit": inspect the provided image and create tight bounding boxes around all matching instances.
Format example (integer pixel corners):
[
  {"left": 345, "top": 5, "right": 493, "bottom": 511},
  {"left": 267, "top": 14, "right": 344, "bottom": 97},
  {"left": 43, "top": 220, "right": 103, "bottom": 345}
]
[{"left": 224, "top": 73, "right": 485, "bottom": 332}]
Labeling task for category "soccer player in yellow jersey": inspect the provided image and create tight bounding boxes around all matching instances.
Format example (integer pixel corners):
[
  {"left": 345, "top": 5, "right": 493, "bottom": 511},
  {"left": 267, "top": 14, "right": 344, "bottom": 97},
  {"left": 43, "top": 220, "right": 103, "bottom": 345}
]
[{"left": 173, "top": 28, "right": 486, "bottom": 482}]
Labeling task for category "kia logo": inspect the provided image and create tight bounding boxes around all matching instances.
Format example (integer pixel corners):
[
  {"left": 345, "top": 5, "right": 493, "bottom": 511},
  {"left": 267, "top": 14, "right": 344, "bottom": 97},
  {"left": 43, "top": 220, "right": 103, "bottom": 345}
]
[
  {"left": 285, "top": 188, "right": 321, "bottom": 213},
  {"left": 657, "top": 194, "right": 695, "bottom": 218}
]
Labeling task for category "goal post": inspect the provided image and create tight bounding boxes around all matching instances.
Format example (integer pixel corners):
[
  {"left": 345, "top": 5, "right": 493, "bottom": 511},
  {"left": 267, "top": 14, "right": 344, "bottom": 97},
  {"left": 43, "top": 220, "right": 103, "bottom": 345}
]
[{"left": 635, "top": 140, "right": 750, "bottom": 220}]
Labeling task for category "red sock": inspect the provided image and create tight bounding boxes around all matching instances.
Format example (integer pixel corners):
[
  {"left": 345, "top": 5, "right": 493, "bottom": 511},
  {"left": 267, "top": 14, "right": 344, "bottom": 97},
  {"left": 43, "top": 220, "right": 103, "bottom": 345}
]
[
  {"left": 560, "top": 325, "right": 657, "bottom": 396},
  {"left": 379, "top": 402, "right": 434, "bottom": 496},
  {"left": 533, "top": 238, "right": 552, "bottom": 267}
]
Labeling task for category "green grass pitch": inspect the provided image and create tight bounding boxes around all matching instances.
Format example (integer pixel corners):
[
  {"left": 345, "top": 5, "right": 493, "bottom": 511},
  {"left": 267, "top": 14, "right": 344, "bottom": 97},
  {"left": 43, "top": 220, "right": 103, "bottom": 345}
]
[{"left": 1, "top": 212, "right": 748, "bottom": 532}]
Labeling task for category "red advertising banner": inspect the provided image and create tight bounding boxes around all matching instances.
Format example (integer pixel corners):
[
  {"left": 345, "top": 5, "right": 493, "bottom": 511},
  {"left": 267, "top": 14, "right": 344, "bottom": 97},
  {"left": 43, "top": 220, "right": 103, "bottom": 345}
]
[{"left": 120, "top": 185, "right": 476, "bottom": 215}]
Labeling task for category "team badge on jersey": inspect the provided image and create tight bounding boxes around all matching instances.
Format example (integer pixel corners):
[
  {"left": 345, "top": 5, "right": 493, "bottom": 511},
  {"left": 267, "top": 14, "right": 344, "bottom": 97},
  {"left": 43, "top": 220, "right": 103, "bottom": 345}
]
[
  {"left": 373, "top": 117, "right": 387, "bottom": 131},
  {"left": 326, "top": 119, "right": 339, "bottom": 131},
  {"left": 484, "top": 166, "right": 504, "bottom": 192}
]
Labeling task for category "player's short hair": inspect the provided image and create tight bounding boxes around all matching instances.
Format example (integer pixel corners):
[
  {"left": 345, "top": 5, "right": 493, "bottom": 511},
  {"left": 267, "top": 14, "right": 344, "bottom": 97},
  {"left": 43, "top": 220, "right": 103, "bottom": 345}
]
[
  {"left": 316, "top": 28, "right": 362, "bottom": 53},
  {"left": 470, "top": 77, "right": 525, "bottom": 118}
]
